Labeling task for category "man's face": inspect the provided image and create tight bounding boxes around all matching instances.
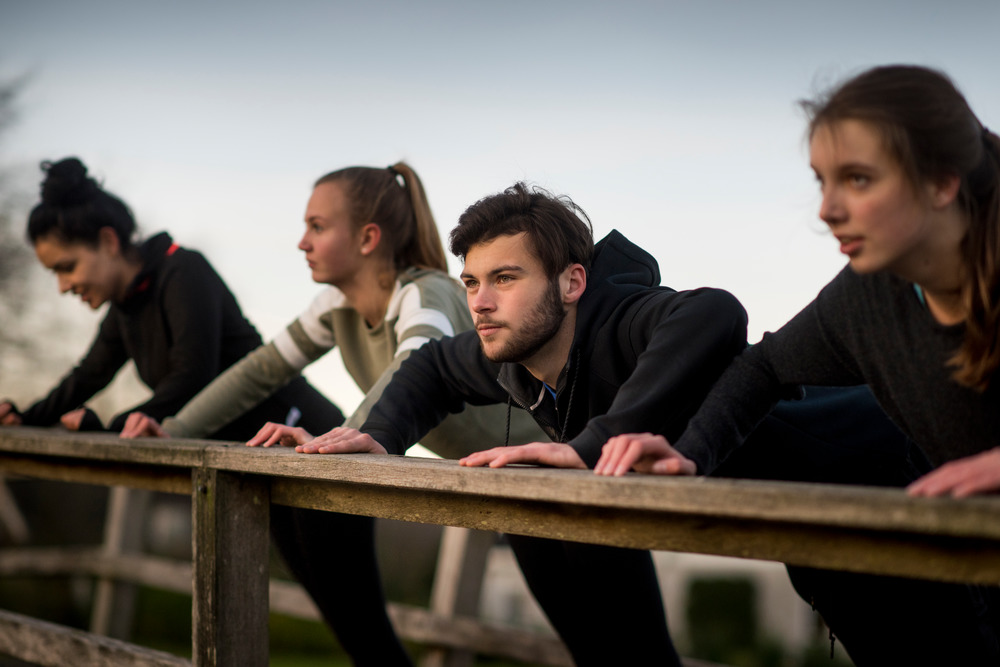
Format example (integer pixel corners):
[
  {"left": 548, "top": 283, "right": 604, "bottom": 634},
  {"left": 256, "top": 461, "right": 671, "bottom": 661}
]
[{"left": 461, "top": 232, "right": 566, "bottom": 365}]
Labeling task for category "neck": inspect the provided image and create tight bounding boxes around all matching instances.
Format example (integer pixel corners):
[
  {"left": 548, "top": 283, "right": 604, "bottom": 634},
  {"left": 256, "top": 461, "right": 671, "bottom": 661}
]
[
  {"left": 922, "top": 286, "right": 966, "bottom": 326},
  {"left": 894, "top": 207, "right": 968, "bottom": 326},
  {"left": 338, "top": 261, "right": 395, "bottom": 327},
  {"left": 521, "top": 310, "right": 577, "bottom": 388},
  {"left": 114, "top": 254, "right": 144, "bottom": 302}
]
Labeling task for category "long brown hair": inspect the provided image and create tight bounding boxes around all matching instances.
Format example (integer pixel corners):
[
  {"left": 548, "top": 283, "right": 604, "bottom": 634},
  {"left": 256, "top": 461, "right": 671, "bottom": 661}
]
[
  {"left": 802, "top": 65, "right": 1000, "bottom": 391},
  {"left": 314, "top": 162, "right": 447, "bottom": 273}
]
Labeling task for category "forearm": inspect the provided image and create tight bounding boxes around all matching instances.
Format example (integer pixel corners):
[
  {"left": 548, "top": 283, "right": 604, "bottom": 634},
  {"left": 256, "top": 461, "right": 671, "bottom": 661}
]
[
  {"left": 162, "top": 343, "right": 299, "bottom": 438},
  {"left": 360, "top": 335, "right": 501, "bottom": 455},
  {"left": 570, "top": 288, "right": 748, "bottom": 467}
]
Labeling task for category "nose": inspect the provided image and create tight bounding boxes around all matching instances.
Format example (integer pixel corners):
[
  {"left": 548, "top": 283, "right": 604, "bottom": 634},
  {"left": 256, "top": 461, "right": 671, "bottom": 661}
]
[
  {"left": 57, "top": 275, "right": 73, "bottom": 294},
  {"left": 298, "top": 232, "right": 311, "bottom": 252},
  {"left": 819, "top": 186, "right": 846, "bottom": 227},
  {"left": 469, "top": 285, "right": 495, "bottom": 314}
]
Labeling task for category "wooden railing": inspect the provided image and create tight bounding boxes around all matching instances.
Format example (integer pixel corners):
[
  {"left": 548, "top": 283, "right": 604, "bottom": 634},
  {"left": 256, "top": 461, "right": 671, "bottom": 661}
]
[{"left": 1, "top": 425, "right": 1000, "bottom": 666}]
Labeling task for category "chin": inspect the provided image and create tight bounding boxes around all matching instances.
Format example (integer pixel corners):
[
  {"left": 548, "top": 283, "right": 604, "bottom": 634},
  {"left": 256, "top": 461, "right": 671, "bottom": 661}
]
[{"left": 847, "top": 257, "right": 884, "bottom": 275}]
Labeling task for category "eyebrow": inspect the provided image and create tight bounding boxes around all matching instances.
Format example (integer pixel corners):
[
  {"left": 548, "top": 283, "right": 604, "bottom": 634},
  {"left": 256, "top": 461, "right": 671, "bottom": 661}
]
[
  {"left": 811, "top": 160, "right": 877, "bottom": 173},
  {"left": 460, "top": 264, "right": 526, "bottom": 281}
]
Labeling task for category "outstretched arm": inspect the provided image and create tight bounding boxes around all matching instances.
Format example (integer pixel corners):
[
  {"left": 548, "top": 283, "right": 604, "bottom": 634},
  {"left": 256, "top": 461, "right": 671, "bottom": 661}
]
[
  {"left": 19, "top": 316, "right": 128, "bottom": 427},
  {"left": 359, "top": 332, "right": 508, "bottom": 455},
  {"left": 158, "top": 287, "right": 341, "bottom": 439},
  {"left": 566, "top": 288, "right": 749, "bottom": 467}
]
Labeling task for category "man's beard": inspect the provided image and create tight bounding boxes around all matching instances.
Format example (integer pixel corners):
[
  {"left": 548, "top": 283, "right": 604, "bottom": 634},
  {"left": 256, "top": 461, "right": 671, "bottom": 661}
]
[{"left": 481, "top": 280, "right": 566, "bottom": 364}]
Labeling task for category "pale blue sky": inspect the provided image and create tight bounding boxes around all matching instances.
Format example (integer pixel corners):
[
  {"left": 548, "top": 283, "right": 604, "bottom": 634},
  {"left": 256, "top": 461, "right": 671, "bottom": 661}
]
[{"left": 2, "top": 0, "right": 998, "bottom": 413}]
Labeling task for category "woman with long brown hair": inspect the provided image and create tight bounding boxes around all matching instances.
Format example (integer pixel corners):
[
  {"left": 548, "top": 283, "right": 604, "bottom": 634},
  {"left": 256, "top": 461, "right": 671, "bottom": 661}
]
[{"left": 597, "top": 65, "right": 1000, "bottom": 664}]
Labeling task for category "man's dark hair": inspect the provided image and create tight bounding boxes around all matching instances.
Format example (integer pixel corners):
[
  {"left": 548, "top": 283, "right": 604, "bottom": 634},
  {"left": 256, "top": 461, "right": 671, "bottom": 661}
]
[{"left": 449, "top": 182, "right": 594, "bottom": 278}]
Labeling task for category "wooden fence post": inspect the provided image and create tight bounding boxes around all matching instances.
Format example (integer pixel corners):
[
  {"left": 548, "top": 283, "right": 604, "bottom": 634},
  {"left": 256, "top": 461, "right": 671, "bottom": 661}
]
[
  {"left": 90, "top": 486, "right": 151, "bottom": 638},
  {"left": 421, "top": 527, "right": 497, "bottom": 667},
  {"left": 191, "top": 468, "right": 269, "bottom": 667},
  {"left": 0, "top": 476, "right": 29, "bottom": 544}
]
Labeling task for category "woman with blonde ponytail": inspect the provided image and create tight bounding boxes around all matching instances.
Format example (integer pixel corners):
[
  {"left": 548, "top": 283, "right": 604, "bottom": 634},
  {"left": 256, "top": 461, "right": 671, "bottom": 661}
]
[{"left": 122, "top": 162, "right": 544, "bottom": 665}]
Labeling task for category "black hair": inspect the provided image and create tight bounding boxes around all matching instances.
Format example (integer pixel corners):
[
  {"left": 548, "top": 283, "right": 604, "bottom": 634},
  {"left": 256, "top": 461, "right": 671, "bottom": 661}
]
[
  {"left": 449, "top": 182, "right": 594, "bottom": 278},
  {"left": 26, "top": 157, "right": 137, "bottom": 249}
]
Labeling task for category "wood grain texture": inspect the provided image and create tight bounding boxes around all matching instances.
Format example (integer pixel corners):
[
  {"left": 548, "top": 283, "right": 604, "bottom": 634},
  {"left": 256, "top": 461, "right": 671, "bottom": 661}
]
[{"left": 0, "top": 608, "right": 190, "bottom": 667}]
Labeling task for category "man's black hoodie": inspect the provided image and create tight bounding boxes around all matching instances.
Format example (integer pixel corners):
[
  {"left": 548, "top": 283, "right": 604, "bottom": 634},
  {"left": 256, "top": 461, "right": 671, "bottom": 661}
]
[{"left": 360, "top": 230, "right": 748, "bottom": 466}]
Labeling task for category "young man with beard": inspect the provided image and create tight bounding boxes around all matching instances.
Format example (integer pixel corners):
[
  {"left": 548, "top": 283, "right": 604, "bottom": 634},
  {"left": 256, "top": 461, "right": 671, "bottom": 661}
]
[{"left": 263, "top": 182, "right": 925, "bottom": 664}]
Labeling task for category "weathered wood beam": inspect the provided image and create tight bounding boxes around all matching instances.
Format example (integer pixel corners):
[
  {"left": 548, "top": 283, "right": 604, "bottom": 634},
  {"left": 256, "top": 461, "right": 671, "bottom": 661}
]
[
  {"left": 269, "top": 476, "right": 1000, "bottom": 585},
  {"left": 0, "top": 608, "right": 190, "bottom": 667},
  {"left": 0, "top": 547, "right": 572, "bottom": 664}
]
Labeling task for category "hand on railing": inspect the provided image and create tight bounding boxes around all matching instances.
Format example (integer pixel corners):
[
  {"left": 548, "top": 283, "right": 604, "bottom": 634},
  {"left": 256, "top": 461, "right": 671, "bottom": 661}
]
[
  {"left": 285, "top": 425, "right": 388, "bottom": 455},
  {"left": 119, "top": 412, "right": 169, "bottom": 438},
  {"left": 459, "top": 442, "right": 586, "bottom": 469},
  {"left": 907, "top": 447, "right": 1000, "bottom": 498},
  {"left": 60, "top": 408, "right": 104, "bottom": 431},
  {"left": 0, "top": 401, "right": 23, "bottom": 426},
  {"left": 594, "top": 433, "right": 697, "bottom": 477},
  {"left": 246, "top": 422, "right": 314, "bottom": 448}
]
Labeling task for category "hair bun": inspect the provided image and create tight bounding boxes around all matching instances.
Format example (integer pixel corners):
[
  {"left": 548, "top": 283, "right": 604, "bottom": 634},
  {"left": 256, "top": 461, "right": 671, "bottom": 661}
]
[{"left": 40, "top": 157, "right": 100, "bottom": 207}]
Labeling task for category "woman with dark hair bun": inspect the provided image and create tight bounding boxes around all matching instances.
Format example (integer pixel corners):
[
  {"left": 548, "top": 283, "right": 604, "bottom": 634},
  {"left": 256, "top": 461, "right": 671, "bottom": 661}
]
[
  {"left": 0, "top": 157, "right": 353, "bottom": 660},
  {"left": 0, "top": 157, "right": 342, "bottom": 437}
]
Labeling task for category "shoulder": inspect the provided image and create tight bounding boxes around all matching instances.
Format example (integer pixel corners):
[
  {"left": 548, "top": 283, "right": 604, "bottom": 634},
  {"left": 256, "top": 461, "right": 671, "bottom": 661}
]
[
  {"left": 398, "top": 267, "right": 463, "bottom": 297},
  {"left": 815, "top": 265, "right": 903, "bottom": 314},
  {"left": 298, "top": 285, "right": 349, "bottom": 332},
  {"left": 620, "top": 285, "right": 747, "bottom": 324},
  {"left": 389, "top": 267, "right": 470, "bottom": 333},
  {"left": 305, "top": 285, "right": 349, "bottom": 313},
  {"left": 155, "top": 240, "right": 220, "bottom": 284}
]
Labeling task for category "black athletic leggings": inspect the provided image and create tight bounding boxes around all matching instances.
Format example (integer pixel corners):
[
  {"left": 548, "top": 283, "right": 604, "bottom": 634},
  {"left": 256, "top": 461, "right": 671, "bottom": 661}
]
[
  {"left": 720, "top": 385, "right": 1000, "bottom": 666},
  {"left": 507, "top": 534, "right": 681, "bottom": 667},
  {"left": 213, "top": 377, "right": 413, "bottom": 666}
]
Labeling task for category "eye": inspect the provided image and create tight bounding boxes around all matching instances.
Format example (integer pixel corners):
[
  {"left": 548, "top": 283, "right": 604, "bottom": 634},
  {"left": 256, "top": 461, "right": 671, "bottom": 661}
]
[
  {"left": 463, "top": 279, "right": 479, "bottom": 291},
  {"left": 496, "top": 274, "right": 513, "bottom": 285},
  {"left": 848, "top": 173, "right": 871, "bottom": 188}
]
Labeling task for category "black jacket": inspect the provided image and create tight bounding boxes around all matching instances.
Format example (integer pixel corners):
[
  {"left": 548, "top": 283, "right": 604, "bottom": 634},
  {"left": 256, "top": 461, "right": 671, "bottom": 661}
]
[
  {"left": 22, "top": 232, "right": 263, "bottom": 431},
  {"left": 360, "top": 230, "right": 748, "bottom": 466}
]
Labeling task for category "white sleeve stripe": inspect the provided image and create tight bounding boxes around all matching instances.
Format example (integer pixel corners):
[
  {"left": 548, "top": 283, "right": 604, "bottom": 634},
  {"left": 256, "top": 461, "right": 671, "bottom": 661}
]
[
  {"left": 397, "top": 309, "right": 454, "bottom": 337},
  {"left": 394, "top": 282, "right": 455, "bottom": 336},
  {"left": 396, "top": 336, "right": 431, "bottom": 356},
  {"left": 273, "top": 330, "right": 313, "bottom": 370},
  {"left": 296, "top": 287, "right": 344, "bottom": 348}
]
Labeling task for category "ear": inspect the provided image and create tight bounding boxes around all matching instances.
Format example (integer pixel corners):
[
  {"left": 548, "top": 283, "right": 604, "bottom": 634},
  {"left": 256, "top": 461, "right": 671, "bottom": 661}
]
[
  {"left": 926, "top": 173, "right": 962, "bottom": 210},
  {"left": 358, "top": 223, "right": 382, "bottom": 256},
  {"left": 561, "top": 263, "right": 587, "bottom": 305},
  {"left": 97, "top": 226, "right": 122, "bottom": 255}
]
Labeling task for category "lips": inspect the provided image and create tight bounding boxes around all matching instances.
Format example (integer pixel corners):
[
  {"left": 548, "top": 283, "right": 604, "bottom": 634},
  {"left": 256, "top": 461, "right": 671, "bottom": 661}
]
[
  {"left": 476, "top": 320, "right": 504, "bottom": 337},
  {"left": 836, "top": 235, "right": 863, "bottom": 256}
]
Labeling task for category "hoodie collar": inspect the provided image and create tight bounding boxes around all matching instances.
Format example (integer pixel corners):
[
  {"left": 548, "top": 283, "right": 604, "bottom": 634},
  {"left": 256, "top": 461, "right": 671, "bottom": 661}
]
[{"left": 120, "top": 232, "right": 176, "bottom": 305}]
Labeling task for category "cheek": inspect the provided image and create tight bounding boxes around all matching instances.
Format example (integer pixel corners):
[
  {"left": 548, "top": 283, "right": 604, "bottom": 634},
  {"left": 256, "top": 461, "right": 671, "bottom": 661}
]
[{"left": 872, "top": 191, "right": 924, "bottom": 241}]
